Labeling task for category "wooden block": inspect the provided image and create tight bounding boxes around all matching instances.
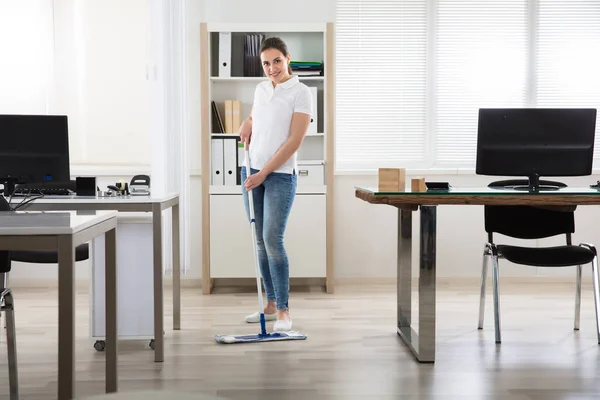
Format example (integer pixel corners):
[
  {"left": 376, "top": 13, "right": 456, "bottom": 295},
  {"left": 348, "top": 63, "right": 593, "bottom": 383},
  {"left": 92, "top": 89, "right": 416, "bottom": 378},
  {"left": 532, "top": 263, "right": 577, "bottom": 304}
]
[
  {"left": 411, "top": 177, "right": 426, "bottom": 192},
  {"left": 378, "top": 168, "right": 405, "bottom": 192}
]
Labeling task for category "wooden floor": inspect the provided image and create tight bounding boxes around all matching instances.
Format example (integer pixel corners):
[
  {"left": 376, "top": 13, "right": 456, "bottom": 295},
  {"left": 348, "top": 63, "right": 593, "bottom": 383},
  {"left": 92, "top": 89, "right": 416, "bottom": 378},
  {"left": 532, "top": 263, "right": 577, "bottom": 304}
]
[{"left": 1, "top": 280, "right": 600, "bottom": 400}]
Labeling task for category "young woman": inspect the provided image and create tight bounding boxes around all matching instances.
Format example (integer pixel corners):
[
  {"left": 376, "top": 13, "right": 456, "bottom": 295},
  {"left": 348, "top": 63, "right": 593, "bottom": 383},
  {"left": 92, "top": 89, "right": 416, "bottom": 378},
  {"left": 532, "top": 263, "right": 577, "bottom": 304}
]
[{"left": 238, "top": 37, "right": 313, "bottom": 331}]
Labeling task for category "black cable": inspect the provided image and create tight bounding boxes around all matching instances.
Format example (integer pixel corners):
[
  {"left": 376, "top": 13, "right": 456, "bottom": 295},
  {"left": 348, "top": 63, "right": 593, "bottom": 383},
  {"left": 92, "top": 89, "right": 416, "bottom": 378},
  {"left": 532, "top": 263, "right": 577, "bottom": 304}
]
[{"left": 12, "top": 193, "right": 44, "bottom": 211}]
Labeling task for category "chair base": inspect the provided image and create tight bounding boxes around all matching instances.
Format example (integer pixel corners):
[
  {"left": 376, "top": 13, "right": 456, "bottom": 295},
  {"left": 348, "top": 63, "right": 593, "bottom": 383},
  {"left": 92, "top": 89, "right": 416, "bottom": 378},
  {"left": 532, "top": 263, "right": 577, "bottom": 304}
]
[{"left": 478, "top": 242, "right": 600, "bottom": 345}]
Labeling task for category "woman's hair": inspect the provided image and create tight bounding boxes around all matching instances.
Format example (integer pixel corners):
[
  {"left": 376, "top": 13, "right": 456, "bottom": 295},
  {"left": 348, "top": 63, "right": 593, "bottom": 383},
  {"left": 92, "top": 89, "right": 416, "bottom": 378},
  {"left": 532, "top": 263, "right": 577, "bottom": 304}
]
[{"left": 260, "top": 37, "right": 292, "bottom": 75}]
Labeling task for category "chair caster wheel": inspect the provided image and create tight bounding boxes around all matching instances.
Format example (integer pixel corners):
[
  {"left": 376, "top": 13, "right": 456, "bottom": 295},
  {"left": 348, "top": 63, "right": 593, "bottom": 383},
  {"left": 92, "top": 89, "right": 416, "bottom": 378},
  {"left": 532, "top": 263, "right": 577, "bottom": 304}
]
[
  {"left": 149, "top": 339, "right": 155, "bottom": 350},
  {"left": 94, "top": 340, "right": 106, "bottom": 352}
]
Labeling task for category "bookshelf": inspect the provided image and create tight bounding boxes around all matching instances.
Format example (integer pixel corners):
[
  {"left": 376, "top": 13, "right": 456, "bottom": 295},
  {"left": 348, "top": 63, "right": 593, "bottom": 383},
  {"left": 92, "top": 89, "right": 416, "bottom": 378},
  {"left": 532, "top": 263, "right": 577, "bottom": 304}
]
[{"left": 200, "top": 22, "right": 335, "bottom": 294}]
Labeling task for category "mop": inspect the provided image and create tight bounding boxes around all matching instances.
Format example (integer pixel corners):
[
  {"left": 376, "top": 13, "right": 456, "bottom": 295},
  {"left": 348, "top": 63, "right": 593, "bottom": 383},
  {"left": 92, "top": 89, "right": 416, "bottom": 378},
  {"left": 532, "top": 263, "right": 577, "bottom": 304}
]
[{"left": 214, "top": 148, "right": 307, "bottom": 344}]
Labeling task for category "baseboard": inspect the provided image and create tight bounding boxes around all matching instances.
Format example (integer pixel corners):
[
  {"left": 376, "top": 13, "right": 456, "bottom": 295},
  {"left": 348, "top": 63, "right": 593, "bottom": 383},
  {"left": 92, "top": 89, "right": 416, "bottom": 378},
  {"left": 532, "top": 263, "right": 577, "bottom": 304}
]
[
  {"left": 336, "top": 276, "right": 594, "bottom": 285},
  {"left": 9, "top": 277, "right": 204, "bottom": 290},
  {"left": 8, "top": 275, "right": 592, "bottom": 290}
]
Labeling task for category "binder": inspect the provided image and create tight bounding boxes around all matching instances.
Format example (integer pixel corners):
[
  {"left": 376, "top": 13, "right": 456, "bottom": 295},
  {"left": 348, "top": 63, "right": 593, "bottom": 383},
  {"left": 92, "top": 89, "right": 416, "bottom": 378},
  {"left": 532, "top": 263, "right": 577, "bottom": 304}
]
[
  {"left": 224, "top": 100, "right": 233, "bottom": 133},
  {"left": 237, "top": 140, "right": 245, "bottom": 184},
  {"left": 211, "top": 101, "right": 224, "bottom": 133},
  {"left": 211, "top": 138, "right": 224, "bottom": 185},
  {"left": 219, "top": 32, "right": 231, "bottom": 77},
  {"left": 308, "top": 87, "right": 318, "bottom": 134},
  {"left": 223, "top": 137, "right": 238, "bottom": 186},
  {"left": 232, "top": 100, "right": 241, "bottom": 133}
]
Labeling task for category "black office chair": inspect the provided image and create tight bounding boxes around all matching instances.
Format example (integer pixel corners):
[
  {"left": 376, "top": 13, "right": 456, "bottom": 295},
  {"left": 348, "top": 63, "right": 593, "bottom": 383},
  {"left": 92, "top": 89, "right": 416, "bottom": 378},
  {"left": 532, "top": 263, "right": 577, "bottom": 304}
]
[
  {"left": 0, "top": 250, "right": 18, "bottom": 399},
  {"left": 478, "top": 187, "right": 600, "bottom": 344}
]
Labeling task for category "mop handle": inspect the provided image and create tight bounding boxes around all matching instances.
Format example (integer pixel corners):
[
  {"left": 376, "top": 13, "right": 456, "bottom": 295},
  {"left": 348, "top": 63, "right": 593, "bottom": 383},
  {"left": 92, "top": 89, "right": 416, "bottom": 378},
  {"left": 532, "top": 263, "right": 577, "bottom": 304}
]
[{"left": 245, "top": 146, "right": 267, "bottom": 335}]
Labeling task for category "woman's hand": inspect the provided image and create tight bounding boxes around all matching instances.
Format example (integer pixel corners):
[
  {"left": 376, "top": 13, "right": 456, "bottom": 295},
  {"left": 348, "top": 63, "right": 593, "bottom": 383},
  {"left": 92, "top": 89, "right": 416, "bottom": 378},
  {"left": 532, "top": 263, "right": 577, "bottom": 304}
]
[
  {"left": 239, "top": 118, "right": 252, "bottom": 148},
  {"left": 244, "top": 170, "right": 266, "bottom": 191}
]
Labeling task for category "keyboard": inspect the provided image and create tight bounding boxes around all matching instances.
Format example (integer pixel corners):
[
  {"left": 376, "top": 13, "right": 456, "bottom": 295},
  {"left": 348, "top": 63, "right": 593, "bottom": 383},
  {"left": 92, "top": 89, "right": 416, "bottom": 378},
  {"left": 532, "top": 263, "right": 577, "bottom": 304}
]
[
  {"left": 11, "top": 181, "right": 75, "bottom": 196},
  {"left": 12, "top": 187, "right": 72, "bottom": 196}
]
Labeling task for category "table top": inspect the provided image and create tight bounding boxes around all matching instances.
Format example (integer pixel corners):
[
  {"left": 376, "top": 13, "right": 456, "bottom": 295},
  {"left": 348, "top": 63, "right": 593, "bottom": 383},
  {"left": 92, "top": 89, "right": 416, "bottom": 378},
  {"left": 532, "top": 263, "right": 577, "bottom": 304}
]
[
  {"left": 0, "top": 210, "right": 117, "bottom": 235},
  {"left": 8, "top": 192, "right": 179, "bottom": 204},
  {"left": 355, "top": 185, "right": 600, "bottom": 207}
]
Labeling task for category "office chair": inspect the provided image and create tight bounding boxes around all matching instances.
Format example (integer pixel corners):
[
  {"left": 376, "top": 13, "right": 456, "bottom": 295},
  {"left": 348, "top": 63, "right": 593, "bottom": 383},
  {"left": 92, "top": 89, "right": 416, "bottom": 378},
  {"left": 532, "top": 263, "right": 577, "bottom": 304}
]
[
  {"left": 0, "top": 250, "right": 19, "bottom": 399},
  {"left": 0, "top": 195, "right": 89, "bottom": 267},
  {"left": 478, "top": 190, "right": 600, "bottom": 344},
  {"left": 0, "top": 195, "right": 89, "bottom": 321}
]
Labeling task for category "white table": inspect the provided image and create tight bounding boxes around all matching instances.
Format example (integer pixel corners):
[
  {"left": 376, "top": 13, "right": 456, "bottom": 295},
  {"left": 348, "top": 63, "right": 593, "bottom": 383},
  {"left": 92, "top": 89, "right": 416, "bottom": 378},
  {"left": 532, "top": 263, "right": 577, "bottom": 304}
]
[
  {"left": 16, "top": 193, "right": 180, "bottom": 363},
  {"left": 0, "top": 210, "right": 118, "bottom": 400}
]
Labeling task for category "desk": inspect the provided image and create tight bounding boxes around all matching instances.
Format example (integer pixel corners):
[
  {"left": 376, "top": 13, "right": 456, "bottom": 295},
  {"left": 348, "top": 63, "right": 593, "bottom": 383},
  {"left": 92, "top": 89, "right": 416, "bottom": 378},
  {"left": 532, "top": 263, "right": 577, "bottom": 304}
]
[
  {"left": 16, "top": 193, "right": 180, "bottom": 363},
  {"left": 0, "top": 210, "right": 118, "bottom": 400},
  {"left": 355, "top": 185, "right": 600, "bottom": 363}
]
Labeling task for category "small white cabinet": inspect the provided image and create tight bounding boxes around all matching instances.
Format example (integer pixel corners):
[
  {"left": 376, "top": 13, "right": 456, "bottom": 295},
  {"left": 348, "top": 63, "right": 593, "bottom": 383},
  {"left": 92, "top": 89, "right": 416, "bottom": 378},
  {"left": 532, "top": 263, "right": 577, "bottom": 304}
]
[
  {"left": 91, "top": 215, "right": 154, "bottom": 343},
  {"left": 210, "top": 193, "right": 326, "bottom": 278}
]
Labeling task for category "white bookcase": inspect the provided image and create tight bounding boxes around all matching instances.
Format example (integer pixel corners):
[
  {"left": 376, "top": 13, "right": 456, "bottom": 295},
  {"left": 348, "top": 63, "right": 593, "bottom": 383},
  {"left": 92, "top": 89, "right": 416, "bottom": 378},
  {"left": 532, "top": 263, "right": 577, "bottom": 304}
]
[{"left": 200, "top": 22, "right": 335, "bottom": 294}]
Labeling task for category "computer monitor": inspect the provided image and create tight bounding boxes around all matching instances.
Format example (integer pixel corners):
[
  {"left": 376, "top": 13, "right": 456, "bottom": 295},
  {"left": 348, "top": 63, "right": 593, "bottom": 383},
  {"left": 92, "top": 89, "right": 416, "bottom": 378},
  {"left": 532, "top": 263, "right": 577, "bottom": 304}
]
[
  {"left": 0, "top": 114, "right": 71, "bottom": 195},
  {"left": 475, "top": 108, "right": 597, "bottom": 191}
]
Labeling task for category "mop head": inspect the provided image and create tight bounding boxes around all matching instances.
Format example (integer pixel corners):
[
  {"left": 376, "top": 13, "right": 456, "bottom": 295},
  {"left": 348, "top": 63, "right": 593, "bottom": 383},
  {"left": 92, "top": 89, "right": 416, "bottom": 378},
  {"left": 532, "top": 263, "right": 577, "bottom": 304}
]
[{"left": 215, "top": 331, "right": 307, "bottom": 344}]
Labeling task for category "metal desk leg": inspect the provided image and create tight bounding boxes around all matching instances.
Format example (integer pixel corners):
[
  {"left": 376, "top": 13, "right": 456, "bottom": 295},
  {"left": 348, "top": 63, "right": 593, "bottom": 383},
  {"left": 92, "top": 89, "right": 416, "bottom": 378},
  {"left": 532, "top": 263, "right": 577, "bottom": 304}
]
[
  {"left": 396, "top": 205, "right": 437, "bottom": 363},
  {"left": 105, "top": 227, "right": 118, "bottom": 393},
  {"left": 172, "top": 203, "right": 180, "bottom": 330},
  {"left": 152, "top": 204, "right": 164, "bottom": 362},
  {"left": 397, "top": 208, "right": 412, "bottom": 338},
  {"left": 58, "top": 235, "right": 75, "bottom": 399}
]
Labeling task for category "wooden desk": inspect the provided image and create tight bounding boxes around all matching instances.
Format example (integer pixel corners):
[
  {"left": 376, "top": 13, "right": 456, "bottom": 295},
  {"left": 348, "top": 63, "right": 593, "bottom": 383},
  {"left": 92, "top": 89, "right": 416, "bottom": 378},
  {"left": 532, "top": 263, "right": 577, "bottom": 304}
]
[
  {"left": 355, "top": 185, "right": 600, "bottom": 363},
  {"left": 0, "top": 210, "right": 118, "bottom": 399},
  {"left": 16, "top": 193, "right": 180, "bottom": 363}
]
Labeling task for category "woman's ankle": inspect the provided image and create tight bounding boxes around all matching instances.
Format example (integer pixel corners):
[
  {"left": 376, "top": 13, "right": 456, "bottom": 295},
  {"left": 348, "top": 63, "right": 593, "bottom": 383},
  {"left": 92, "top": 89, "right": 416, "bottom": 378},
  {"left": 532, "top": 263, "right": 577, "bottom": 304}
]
[
  {"left": 276, "top": 309, "right": 290, "bottom": 320},
  {"left": 264, "top": 302, "right": 276, "bottom": 314}
]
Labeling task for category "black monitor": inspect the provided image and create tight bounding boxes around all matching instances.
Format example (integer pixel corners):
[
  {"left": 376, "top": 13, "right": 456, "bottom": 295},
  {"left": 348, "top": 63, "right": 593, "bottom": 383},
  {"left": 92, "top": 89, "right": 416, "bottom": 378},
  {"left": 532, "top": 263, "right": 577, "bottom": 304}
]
[
  {"left": 0, "top": 114, "right": 71, "bottom": 195},
  {"left": 475, "top": 108, "right": 597, "bottom": 191}
]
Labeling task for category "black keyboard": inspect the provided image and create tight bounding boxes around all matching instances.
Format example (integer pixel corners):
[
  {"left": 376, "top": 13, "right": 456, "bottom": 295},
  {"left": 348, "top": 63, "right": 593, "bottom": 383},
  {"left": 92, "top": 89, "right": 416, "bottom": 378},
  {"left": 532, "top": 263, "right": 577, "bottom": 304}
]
[
  {"left": 10, "top": 181, "right": 75, "bottom": 196},
  {"left": 12, "top": 187, "right": 72, "bottom": 196}
]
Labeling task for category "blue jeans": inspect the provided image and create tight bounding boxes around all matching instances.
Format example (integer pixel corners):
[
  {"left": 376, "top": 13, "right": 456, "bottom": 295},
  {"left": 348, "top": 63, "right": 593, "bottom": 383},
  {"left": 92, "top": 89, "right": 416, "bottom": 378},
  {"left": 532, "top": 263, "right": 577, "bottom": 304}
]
[{"left": 241, "top": 166, "right": 297, "bottom": 311}]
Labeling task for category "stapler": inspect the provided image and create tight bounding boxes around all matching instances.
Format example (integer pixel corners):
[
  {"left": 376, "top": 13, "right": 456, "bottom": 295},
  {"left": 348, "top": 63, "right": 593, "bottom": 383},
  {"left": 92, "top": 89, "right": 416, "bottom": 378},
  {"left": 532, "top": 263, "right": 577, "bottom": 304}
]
[{"left": 130, "top": 174, "right": 151, "bottom": 196}]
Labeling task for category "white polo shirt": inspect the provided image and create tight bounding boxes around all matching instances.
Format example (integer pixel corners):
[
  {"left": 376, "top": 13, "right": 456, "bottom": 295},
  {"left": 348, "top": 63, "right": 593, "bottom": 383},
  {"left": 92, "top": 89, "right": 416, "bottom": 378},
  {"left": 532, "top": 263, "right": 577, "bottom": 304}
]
[{"left": 246, "top": 75, "right": 313, "bottom": 175}]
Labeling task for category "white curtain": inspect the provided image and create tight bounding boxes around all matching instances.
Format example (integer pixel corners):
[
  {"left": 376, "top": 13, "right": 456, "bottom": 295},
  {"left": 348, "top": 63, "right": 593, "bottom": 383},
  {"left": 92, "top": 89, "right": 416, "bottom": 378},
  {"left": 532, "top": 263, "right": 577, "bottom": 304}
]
[{"left": 148, "top": 0, "right": 191, "bottom": 275}]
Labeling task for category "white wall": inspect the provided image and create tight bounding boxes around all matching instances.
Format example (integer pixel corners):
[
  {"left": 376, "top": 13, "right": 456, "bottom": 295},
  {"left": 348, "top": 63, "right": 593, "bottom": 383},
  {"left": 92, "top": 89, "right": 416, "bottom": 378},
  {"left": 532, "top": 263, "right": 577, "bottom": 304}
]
[
  {"left": 186, "top": 0, "right": 600, "bottom": 282},
  {"left": 336, "top": 173, "right": 600, "bottom": 279},
  {"left": 11, "top": 0, "right": 600, "bottom": 284}
]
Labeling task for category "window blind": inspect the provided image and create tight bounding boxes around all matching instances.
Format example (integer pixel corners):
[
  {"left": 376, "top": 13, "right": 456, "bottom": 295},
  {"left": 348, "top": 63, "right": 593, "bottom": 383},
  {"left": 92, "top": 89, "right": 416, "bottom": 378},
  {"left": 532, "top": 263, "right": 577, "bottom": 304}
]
[
  {"left": 335, "top": 1, "right": 600, "bottom": 172},
  {"left": 335, "top": 0, "right": 428, "bottom": 172},
  {"left": 434, "top": 0, "right": 528, "bottom": 168},
  {"left": 535, "top": 0, "right": 600, "bottom": 164},
  {"left": 0, "top": 1, "right": 54, "bottom": 114}
]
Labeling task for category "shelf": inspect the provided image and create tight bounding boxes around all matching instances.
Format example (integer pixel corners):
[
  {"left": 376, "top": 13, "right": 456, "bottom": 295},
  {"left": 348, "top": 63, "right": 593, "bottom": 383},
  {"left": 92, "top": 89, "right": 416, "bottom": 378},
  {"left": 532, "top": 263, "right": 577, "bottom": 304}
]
[
  {"left": 210, "top": 185, "right": 326, "bottom": 195},
  {"left": 210, "top": 76, "right": 324, "bottom": 82}
]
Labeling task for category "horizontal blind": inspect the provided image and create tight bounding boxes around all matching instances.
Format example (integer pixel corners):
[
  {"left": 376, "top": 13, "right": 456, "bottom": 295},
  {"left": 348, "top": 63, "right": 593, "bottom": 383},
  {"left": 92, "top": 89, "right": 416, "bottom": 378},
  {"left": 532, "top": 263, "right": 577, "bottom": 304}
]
[
  {"left": 0, "top": 1, "right": 54, "bottom": 114},
  {"left": 535, "top": 0, "right": 600, "bottom": 165},
  {"left": 434, "top": 1, "right": 528, "bottom": 168},
  {"left": 335, "top": 0, "right": 428, "bottom": 172}
]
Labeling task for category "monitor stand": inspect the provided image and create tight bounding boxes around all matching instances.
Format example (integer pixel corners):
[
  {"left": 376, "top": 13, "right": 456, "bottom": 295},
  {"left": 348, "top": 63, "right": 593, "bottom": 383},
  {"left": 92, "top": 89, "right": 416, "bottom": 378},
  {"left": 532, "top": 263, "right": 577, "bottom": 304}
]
[{"left": 510, "top": 173, "right": 562, "bottom": 192}]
